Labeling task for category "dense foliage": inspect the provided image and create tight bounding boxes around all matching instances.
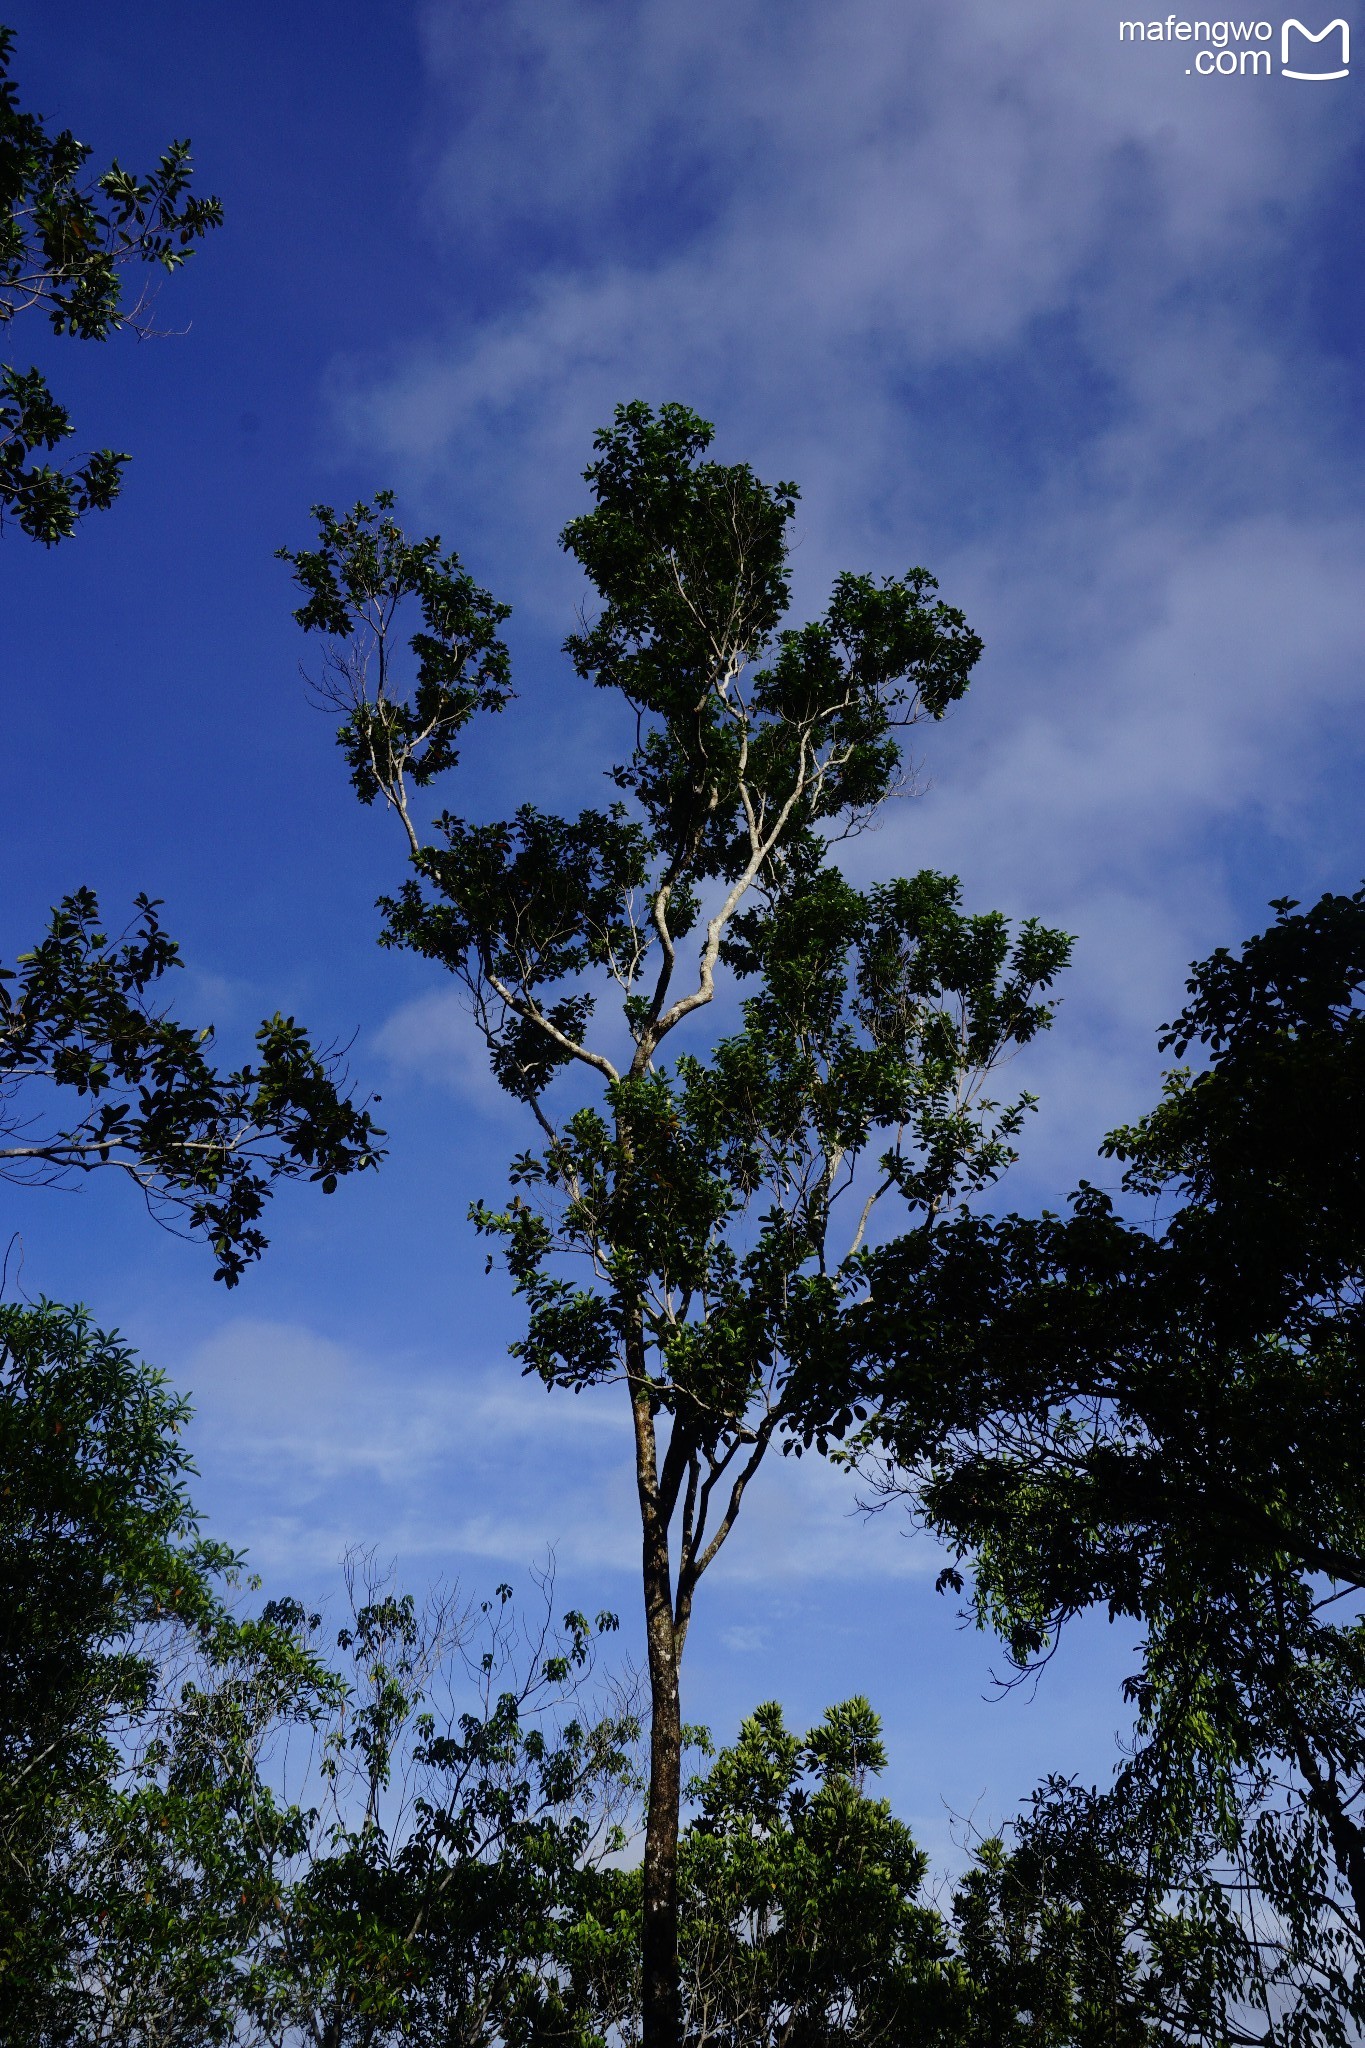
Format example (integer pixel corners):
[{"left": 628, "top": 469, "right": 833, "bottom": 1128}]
[
  {"left": 669, "top": 1697, "right": 958, "bottom": 2045},
  {"left": 0, "top": 1307, "right": 641, "bottom": 2044},
  {"left": 0, "top": 1307, "right": 1206, "bottom": 2048},
  {"left": 853, "top": 887, "right": 1365, "bottom": 2044}
]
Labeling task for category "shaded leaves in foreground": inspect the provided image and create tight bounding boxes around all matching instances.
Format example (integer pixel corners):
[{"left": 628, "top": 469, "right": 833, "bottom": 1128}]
[{"left": 0, "top": 889, "right": 383, "bottom": 1283}]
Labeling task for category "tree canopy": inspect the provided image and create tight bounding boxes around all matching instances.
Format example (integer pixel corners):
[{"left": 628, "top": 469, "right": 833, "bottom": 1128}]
[
  {"left": 851, "top": 886, "right": 1365, "bottom": 2045},
  {"left": 2, "top": 1307, "right": 639, "bottom": 2048}
]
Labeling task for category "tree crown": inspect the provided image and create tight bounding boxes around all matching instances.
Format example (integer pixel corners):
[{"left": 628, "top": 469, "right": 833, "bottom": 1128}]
[{"left": 281, "top": 402, "right": 1071, "bottom": 1620}]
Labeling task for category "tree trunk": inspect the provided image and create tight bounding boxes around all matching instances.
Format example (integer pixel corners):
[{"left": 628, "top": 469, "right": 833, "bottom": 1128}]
[
  {"left": 641, "top": 1516, "right": 683, "bottom": 2048},
  {"left": 628, "top": 1314, "right": 684, "bottom": 2048}
]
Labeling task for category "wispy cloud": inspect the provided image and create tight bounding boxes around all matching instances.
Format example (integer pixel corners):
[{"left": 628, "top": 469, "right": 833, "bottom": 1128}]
[
  {"left": 346, "top": 0, "right": 1351, "bottom": 538},
  {"left": 373, "top": 988, "right": 517, "bottom": 1116},
  {"left": 325, "top": 0, "right": 1362, "bottom": 1205},
  {"left": 180, "top": 1316, "right": 924, "bottom": 1588}
]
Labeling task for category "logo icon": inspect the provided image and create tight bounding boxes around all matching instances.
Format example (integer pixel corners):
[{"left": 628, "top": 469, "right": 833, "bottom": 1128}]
[{"left": 1281, "top": 17, "right": 1350, "bottom": 77}]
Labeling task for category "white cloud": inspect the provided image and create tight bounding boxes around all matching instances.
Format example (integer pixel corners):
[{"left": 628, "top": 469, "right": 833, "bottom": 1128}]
[
  {"left": 317, "top": 2, "right": 1365, "bottom": 1202},
  {"left": 180, "top": 1314, "right": 930, "bottom": 1589},
  {"left": 706, "top": 1449, "right": 936, "bottom": 1588},
  {"left": 347, "top": 0, "right": 1351, "bottom": 541},
  {"left": 853, "top": 507, "right": 1365, "bottom": 1187},
  {"left": 372, "top": 988, "right": 514, "bottom": 1115},
  {"left": 721, "top": 1624, "right": 769, "bottom": 1654},
  {"left": 185, "top": 1317, "right": 620, "bottom": 1474}
]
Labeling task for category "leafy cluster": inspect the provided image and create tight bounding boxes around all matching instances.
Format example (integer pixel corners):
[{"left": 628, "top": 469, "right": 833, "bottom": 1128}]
[
  {"left": 0, "top": 25, "right": 222, "bottom": 541},
  {"left": 237, "top": 1574, "right": 639, "bottom": 2048},
  {"left": 1, "top": 888, "right": 384, "bottom": 1282},
  {"left": 279, "top": 491, "right": 514, "bottom": 829},
  {"left": 951, "top": 1778, "right": 1226, "bottom": 2047},
  {"left": 673, "top": 1697, "right": 958, "bottom": 2046}
]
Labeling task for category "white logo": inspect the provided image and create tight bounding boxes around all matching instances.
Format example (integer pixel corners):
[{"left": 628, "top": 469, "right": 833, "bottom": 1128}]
[{"left": 1281, "top": 17, "right": 1350, "bottom": 76}]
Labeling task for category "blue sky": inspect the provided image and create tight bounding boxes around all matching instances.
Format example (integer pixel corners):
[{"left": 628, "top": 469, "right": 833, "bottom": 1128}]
[{"left": 5, "top": 0, "right": 1364, "bottom": 1863}]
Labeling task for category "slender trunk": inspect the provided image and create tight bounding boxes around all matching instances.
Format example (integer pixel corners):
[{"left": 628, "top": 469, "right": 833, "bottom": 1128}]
[
  {"left": 641, "top": 1511, "right": 683, "bottom": 2048},
  {"left": 628, "top": 1317, "right": 684, "bottom": 2048}
]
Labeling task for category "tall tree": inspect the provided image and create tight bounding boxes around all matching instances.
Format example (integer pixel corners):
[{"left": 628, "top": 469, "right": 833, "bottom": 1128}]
[
  {"left": 848, "top": 887, "right": 1365, "bottom": 2045},
  {"left": 281, "top": 401, "right": 1071, "bottom": 2046},
  {"left": 0, "top": 22, "right": 221, "bottom": 543}
]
